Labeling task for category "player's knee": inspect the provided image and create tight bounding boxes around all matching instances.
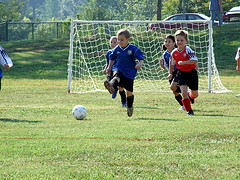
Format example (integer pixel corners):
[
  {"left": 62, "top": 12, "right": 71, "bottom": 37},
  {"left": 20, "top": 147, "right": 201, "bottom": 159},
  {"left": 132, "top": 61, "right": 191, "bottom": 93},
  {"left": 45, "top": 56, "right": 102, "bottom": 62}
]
[
  {"left": 192, "top": 93, "right": 198, "bottom": 99},
  {"left": 170, "top": 86, "right": 175, "bottom": 92}
]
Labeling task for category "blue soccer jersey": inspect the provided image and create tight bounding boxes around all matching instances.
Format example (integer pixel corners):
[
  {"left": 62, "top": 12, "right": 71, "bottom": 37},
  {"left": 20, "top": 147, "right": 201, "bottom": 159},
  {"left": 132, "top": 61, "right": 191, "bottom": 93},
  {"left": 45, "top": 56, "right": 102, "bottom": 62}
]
[
  {"left": 110, "top": 44, "right": 144, "bottom": 79},
  {"left": 162, "top": 49, "right": 177, "bottom": 70},
  {"left": 106, "top": 50, "right": 118, "bottom": 72}
]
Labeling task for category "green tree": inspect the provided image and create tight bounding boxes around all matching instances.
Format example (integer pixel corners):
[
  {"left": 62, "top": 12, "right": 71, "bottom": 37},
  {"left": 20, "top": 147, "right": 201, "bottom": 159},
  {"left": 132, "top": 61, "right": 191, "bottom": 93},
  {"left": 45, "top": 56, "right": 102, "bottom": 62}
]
[
  {"left": 162, "top": 0, "right": 240, "bottom": 19},
  {"left": 0, "top": 0, "right": 24, "bottom": 23}
]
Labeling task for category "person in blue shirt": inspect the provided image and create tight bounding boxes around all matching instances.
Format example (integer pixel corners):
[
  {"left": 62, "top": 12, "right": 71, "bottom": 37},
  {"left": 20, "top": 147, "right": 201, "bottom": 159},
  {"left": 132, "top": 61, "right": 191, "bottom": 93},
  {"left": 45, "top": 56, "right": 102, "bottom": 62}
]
[
  {"left": 159, "top": 35, "right": 185, "bottom": 110},
  {"left": 103, "top": 36, "right": 127, "bottom": 107},
  {"left": 104, "top": 29, "right": 144, "bottom": 117},
  {"left": 0, "top": 45, "right": 13, "bottom": 90},
  {"left": 209, "top": 0, "right": 223, "bottom": 26}
]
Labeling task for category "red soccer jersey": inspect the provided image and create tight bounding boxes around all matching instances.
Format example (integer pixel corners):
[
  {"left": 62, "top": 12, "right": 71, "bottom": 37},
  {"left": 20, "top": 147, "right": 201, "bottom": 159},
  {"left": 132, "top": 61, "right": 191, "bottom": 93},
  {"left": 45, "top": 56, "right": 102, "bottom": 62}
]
[{"left": 170, "top": 46, "right": 198, "bottom": 72}]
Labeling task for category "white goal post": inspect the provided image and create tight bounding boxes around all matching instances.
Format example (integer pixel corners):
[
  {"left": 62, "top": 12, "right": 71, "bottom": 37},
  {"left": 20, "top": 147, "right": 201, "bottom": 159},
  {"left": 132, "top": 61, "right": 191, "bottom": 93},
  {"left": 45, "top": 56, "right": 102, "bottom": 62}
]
[{"left": 67, "top": 20, "right": 228, "bottom": 93}]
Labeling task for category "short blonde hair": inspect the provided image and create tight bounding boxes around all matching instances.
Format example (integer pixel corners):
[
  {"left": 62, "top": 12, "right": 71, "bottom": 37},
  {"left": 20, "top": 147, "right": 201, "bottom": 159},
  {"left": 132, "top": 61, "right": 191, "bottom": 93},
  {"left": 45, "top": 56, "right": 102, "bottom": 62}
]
[
  {"left": 110, "top": 36, "right": 117, "bottom": 43},
  {"left": 117, "top": 29, "right": 131, "bottom": 39},
  {"left": 175, "top": 30, "right": 188, "bottom": 40}
]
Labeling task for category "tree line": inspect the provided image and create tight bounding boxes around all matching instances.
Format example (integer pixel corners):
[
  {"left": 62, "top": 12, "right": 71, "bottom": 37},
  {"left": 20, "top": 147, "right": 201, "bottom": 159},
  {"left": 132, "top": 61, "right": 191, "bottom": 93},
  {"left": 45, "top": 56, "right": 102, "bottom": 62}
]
[{"left": 0, "top": 0, "right": 239, "bottom": 23}]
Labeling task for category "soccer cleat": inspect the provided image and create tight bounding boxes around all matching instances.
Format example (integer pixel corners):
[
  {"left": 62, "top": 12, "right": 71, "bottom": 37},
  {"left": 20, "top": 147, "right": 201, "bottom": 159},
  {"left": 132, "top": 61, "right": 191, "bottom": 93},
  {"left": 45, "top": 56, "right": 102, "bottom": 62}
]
[
  {"left": 188, "top": 92, "right": 195, "bottom": 104},
  {"left": 121, "top": 102, "right": 127, "bottom": 107},
  {"left": 236, "top": 94, "right": 240, "bottom": 97},
  {"left": 104, "top": 80, "right": 115, "bottom": 94},
  {"left": 112, "top": 89, "right": 118, "bottom": 99},
  {"left": 127, "top": 106, "right": 133, "bottom": 117},
  {"left": 187, "top": 110, "right": 194, "bottom": 116},
  {"left": 178, "top": 106, "right": 185, "bottom": 110}
]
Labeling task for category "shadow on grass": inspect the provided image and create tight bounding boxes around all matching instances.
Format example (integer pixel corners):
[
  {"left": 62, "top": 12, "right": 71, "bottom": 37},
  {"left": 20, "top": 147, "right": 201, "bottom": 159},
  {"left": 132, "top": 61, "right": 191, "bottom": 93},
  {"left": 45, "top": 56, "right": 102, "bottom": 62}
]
[
  {"left": 135, "top": 106, "right": 161, "bottom": 110},
  {"left": 193, "top": 109, "right": 240, "bottom": 118},
  {"left": 130, "top": 117, "right": 177, "bottom": 121},
  {"left": 197, "top": 114, "right": 240, "bottom": 118},
  {"left": 0, "top": 118, "right": 41, "bottom": 123}
]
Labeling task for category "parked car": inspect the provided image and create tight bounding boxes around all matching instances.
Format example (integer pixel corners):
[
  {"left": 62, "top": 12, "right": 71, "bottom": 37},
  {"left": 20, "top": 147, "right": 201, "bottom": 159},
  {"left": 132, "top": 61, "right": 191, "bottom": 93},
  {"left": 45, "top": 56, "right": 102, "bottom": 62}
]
[
  {"left": 149, "top": 13, "right": 218, "bottom": 30},
  {"left": 223, "top": 6, "right": 240, "bottom": 22}
]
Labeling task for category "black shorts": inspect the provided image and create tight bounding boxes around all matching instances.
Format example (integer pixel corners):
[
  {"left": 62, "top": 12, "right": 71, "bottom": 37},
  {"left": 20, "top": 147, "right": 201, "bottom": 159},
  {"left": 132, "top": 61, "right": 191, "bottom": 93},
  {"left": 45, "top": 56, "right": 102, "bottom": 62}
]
[
  {"left": 169, "top": 69, "right": 181, "bottom": 93},
  {"left": 113, "top": 70, "right": 134, "bottom": 92},
  {"left": 169, "top": 69, "right": 178, "bottom": 84},
  {"left": 176, "top": 68, "right": 198, "bottom": 90}
]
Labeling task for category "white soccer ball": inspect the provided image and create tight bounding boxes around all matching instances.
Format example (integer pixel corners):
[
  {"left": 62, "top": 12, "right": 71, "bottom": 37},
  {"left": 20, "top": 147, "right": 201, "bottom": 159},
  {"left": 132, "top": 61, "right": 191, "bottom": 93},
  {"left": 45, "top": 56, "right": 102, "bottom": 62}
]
[{"left": 72, "top": 105, "right": 87, "bottom": 120}]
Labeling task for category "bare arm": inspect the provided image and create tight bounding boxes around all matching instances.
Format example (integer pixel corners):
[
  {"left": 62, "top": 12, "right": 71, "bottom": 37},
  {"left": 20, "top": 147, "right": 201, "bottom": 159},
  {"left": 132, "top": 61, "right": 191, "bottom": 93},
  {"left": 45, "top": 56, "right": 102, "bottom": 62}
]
[
  {"left": 135, "top": 59, "right": 144, "bottom": 69},
  {"left": 178, "top": 60, "right": 197, "bottom": 65},
  {"left": 159, "top": 57, "right": 165, "bottom": 70},
  {"left": 218, "top": 0, "right": 223, "bottom": 12},
  {"left": 4, "top": 64, "right": 10, "bottom": 70},
  {"left": 106, "top": 60, "right": 115, "bottom": 74},
  {"left": 168, "top": 57, "right": 175, "bottom": 80}
]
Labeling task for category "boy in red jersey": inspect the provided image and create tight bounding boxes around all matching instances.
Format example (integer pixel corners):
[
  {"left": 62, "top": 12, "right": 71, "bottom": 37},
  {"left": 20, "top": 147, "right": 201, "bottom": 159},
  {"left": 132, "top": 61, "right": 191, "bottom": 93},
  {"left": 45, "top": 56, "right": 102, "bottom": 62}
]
[{"left": 168, "top": 30, "right": 198, "bottom": 115}]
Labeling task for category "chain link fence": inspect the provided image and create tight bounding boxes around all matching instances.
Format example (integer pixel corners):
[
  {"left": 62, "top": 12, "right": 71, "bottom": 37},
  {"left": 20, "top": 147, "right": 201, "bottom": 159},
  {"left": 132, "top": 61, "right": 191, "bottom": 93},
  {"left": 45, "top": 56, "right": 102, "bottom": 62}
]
[{"left": 0, "top": 21, "right": 71, "bottom": 41}]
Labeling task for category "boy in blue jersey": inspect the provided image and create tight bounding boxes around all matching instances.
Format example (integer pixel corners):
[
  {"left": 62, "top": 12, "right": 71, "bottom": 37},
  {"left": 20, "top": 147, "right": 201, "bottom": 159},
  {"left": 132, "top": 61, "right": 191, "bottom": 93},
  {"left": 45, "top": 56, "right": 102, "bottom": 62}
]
[
  {"left": 104, "top": 29, "right": 144, "bottom": 117},
  {"left": 0, "top": 45, "right": 13, "bottom": 90},
  {"left": 103, "top": 36, "right": 127, "bottom": 107}
]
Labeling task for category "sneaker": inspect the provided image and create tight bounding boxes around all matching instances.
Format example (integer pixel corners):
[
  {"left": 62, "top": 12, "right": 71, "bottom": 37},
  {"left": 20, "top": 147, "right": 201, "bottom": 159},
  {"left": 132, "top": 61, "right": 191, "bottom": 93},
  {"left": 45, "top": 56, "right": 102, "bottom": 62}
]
[
  {"left": 187, "top": 110, "right": 194, "bottom": 116},
  {"left": 178, "top": 106, "right": 185, "bottom": 110},
  {"left": 104, "top": 80, "right": 115, "bottom": 94},
  {"left": 112, "top": 89, "right": 118, "bottom": 99},
  {"left": 127, "top": 106, "right": 133, "bottom": 117},
  {"left": 121, "top": 102, "right": 127, "bottom": 107},
  {"left": 188, "top": 92, "right": 194, "bottom": 104}
]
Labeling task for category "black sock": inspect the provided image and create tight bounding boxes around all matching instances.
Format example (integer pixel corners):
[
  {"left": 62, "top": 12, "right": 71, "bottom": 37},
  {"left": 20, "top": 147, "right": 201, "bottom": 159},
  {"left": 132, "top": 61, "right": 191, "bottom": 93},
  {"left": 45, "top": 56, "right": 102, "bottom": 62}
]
[
  {"left": 119, "top": 90, "right": 126, "bottom": 103},
  {"left": 175, "top": 94, "right": 183, "bottom": 106},
  {"left": 127, "top": 95, "right": 134, "bottom": 108},
  {"left": 110, "top": 78, "right": 118, "bottom": 91},
  {"left": 175, "top": 86, "right": 181, "bottom": 93}
]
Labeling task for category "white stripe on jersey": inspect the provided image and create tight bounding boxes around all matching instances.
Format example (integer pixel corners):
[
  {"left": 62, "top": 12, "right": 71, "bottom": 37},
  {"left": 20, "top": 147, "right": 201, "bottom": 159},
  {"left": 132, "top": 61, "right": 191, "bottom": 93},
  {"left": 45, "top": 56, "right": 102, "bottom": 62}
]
[
  {"left": 185, "top": 46, "right": 198, "bottom": 61},
  {"left": 0, "top": 45, "right": 13, "bottom": 67}
]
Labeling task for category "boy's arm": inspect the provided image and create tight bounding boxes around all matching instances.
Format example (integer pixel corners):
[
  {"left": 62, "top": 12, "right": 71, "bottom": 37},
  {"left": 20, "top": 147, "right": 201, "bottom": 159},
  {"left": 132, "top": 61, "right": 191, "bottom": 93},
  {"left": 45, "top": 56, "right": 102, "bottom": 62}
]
[
  {"left": 135, "top": 59, "right": 144, "bottom": 69},
  {"left": 178, "top": 60, "right": 198, "bottom": 65},
  {"left": 106, "top": 60, "right": 115, "bottom": 74}
]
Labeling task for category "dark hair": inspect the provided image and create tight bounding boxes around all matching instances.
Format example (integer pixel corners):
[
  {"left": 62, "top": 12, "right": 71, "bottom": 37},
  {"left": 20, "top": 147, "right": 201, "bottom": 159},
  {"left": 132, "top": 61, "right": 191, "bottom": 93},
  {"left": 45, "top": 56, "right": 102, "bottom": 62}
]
[
  {"left": 117, "top": 29, "right": 131, "bottom": 39},
  {"left": 162, "top": 34, "right": 177, "bottom": 51}
]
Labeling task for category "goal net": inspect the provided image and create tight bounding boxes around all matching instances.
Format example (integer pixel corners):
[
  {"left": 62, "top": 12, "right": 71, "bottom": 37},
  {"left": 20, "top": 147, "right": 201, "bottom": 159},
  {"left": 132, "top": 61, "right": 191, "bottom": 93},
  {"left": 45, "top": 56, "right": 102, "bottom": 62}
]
[{"left": 68, "top": 20, "right": 228, "bottom": 93}]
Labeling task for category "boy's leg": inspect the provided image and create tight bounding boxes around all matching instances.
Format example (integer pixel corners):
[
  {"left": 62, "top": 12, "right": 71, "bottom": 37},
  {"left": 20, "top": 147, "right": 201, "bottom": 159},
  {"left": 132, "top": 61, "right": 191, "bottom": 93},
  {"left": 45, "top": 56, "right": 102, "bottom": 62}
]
[
  {"left": 174, "top": 92, "right": 184, "bottom": 109},
  {"left": 104, "top": 77, "right": 119, "bottom": 94},
  {"left": 119, "top": 87, "right": 127, "bottom": 107},
  {"left": 172, "top": 83, "right": 183, "bottom": 107},
  {"left": 126, "top": 91, "right": 134, "bottom": 117},
  {"left": 180, "top": 85, "right": 193, "bottom": 115},
  {"left": 188, "top": 69, "right": 199, "bottom": 104}
]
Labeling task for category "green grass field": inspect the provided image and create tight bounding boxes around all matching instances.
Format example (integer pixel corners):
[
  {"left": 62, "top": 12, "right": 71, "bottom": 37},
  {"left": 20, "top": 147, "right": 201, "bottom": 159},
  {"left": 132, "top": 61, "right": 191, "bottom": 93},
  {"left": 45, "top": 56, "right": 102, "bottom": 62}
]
[{"left": 0, "top": 24, "right": 239, "bottom": 179}]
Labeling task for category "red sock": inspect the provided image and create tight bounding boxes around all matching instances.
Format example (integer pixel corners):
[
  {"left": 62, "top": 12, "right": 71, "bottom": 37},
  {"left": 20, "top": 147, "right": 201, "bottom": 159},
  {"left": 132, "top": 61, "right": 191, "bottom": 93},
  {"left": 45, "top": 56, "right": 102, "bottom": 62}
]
[
  {"left": 182, "top": 98, "right": 192, "bottom": 112},
  {"left": 188, "top": 91, "right": 195, "bottom": 99}
]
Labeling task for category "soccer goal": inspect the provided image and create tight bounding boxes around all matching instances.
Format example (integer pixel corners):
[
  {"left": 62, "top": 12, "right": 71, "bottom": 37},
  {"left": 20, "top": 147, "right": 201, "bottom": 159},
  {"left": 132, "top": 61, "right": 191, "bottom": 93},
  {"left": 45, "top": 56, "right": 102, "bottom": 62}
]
[{"left": 67, "top": 20, "right": 228, "bottom": 93}]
